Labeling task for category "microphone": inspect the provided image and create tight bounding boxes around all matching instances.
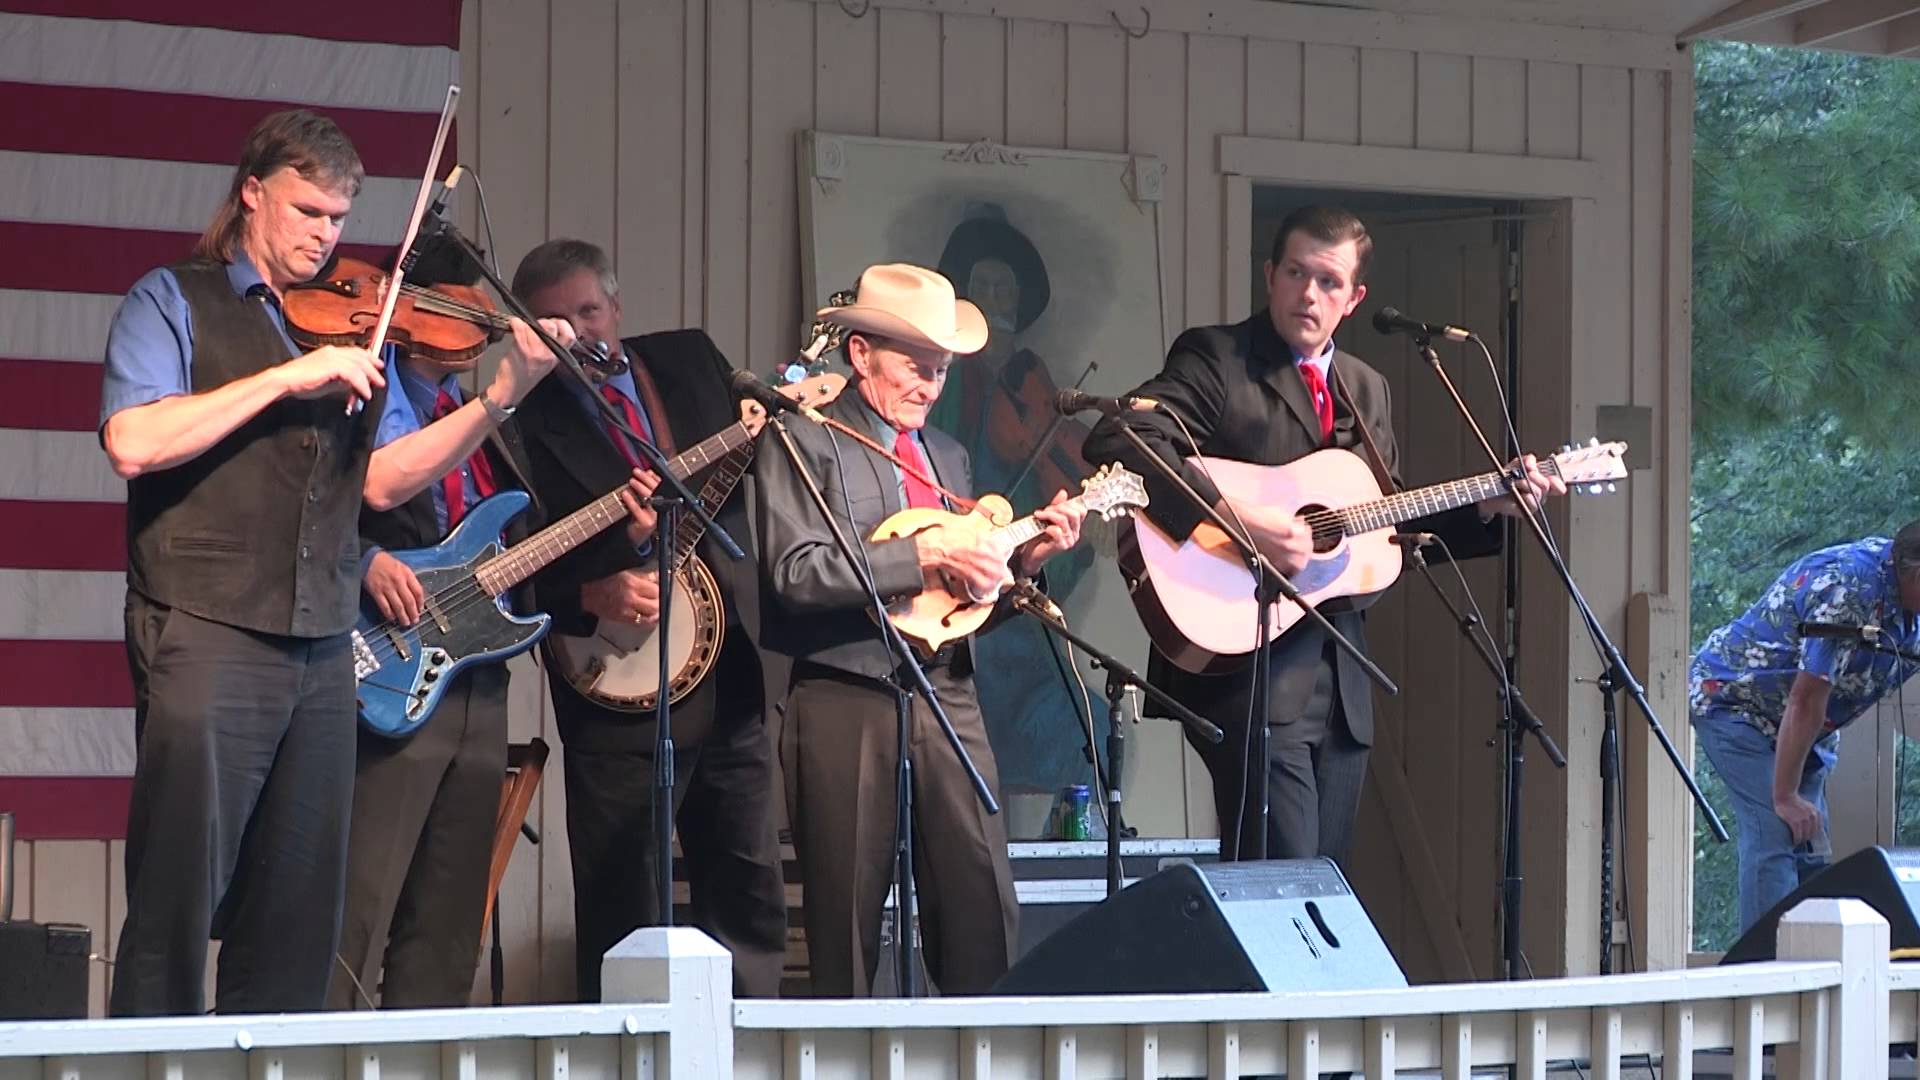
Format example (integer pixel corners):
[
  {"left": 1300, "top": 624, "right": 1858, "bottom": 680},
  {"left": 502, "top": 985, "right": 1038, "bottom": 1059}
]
[
  {"left": 1371, "top": 306, "right": 1472, "bottom": 343},
  {"left": 1798, "top": 621, "right": 1883, "bottom": 644},
  {"left": 1054, "top": 389, "right": 1159, "bottom": 416},
  {"left": 1390, "top": 532, "right": 1438, "bottom": 548},
  {"left": 730, "top": 369, "right": 823, "bottom": 421},
  {"left": 427, "top": 165, "right": 465, "bottom": 220}
]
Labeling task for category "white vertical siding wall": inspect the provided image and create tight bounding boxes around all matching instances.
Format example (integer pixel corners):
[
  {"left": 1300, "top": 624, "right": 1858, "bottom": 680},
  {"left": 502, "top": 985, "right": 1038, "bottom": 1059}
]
[{"left": 14, "top": 0, "right": 1692, "bottom": 1008}]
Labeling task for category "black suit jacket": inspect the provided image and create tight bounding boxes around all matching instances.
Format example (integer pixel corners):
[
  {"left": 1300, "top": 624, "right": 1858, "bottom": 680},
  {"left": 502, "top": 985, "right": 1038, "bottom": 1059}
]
[
  {"left": 1081, "top": 309, "right": 1497, "bottom": 746},
  {"left": 755, "top": 389, "right": 1013, "bottom": 682}
]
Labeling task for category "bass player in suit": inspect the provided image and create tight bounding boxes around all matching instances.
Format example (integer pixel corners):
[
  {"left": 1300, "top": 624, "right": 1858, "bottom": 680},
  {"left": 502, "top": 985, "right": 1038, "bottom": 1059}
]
[
  {"left": 1081, "top": 205, "right": 1563, "bottom": 867},
  {"left": 329, "top": 331, "right": 561, "bottom": 1008},
  {"left": 510, "top": 239, "right": 787, "bottom": 1001},
  {"left": 754, "top": 264, "right": 1086, "bottom": 997}
]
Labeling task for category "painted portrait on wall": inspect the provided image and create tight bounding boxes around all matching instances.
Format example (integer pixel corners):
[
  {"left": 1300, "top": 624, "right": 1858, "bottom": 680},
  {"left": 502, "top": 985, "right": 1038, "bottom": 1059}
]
[{"left": 797, "top": 132, "right": 1167, "bottom": 827}]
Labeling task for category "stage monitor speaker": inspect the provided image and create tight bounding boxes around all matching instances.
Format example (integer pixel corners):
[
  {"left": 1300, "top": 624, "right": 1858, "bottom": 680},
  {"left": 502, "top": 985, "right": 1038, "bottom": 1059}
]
[
  {"left": 1721, "top": 845, "right": 1920, "bottom": 964},
  {"left": 990, "top": 858, "right": 1405, "bottom": 995},
  {"left": 0, "top": 920, "right": 90, "bottom": 1019}
]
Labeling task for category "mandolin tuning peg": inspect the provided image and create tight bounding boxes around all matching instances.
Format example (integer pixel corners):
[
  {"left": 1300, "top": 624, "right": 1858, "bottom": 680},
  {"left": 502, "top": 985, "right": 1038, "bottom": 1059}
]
[
  {"left": 1606, "top": 482, "right": 1617, "bottom": 493},
  {"left": 1588, "top": 436, "right": 1599, "bottom": 446}
]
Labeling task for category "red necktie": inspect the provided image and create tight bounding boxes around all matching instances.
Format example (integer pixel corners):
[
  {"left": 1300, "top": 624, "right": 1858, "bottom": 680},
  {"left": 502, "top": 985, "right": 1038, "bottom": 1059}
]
[
  {"left": 1298, "top": 360, "right": 1334, "bottom": 445},
  {"left": 433, "top": 389, "right": 496, "bottom": 527},
  {"left": 601, "top": 383, "right": 652, "bottom": 468},
  {"left": 893, "top": 429, "right": 943, "bottom": 510}
]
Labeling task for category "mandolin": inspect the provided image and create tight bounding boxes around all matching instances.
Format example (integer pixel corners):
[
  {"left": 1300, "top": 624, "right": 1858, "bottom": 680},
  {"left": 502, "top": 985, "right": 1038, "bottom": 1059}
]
[{"left": 871, "top": 463, "right": 1149, "bottom": 654}]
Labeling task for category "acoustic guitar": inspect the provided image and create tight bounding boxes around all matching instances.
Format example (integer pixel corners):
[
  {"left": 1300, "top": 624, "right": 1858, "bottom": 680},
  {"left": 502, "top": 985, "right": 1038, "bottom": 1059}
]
[{"left": 1119, "top": 440, "right": 1629, "bottom": 674}]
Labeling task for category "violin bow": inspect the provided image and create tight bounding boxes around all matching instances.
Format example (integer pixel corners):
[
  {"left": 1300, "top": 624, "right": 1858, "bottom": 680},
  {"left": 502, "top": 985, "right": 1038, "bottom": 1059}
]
[{"left": 348, "top": 84, "right": 461, "bottom": 413}]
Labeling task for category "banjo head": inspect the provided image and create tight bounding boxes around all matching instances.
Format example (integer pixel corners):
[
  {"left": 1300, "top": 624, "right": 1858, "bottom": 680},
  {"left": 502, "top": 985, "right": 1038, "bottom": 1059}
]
[{"left": 547, "top": 560, "right": 726, "bottom": 722}]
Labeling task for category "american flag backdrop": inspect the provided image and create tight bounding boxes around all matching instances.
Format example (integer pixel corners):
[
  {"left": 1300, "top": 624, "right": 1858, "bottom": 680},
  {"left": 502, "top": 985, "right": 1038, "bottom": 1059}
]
[{"left": 0, "top": 1, "right": 461, "bottom": 840}]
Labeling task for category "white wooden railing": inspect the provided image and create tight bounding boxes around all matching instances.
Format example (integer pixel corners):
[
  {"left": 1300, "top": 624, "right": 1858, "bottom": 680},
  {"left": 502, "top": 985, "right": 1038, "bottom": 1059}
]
[{"left": 0, "top": 899, "right": 1907, "bottom": 1079}]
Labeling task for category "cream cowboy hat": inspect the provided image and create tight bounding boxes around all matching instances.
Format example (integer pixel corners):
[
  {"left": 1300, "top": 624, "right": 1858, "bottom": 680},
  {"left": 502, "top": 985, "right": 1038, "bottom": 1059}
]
[{"left": 817, "top": 264, "right": 989, "bottom": 355}]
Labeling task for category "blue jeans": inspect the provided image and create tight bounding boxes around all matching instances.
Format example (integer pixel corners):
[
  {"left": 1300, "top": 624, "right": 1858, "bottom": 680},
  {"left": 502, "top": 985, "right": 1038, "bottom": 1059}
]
[{"left": 1691, "top": 708, "right": 1838, "bottom": 935}]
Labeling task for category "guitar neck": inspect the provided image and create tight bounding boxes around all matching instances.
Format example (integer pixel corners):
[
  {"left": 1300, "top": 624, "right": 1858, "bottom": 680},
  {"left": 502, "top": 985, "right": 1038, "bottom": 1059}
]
[
  {"left": 475, "top": 420, "right": 759, "bottom": 594},
  {"left": 1329, "top": 458, "right": 1566, "bottom": 536}
]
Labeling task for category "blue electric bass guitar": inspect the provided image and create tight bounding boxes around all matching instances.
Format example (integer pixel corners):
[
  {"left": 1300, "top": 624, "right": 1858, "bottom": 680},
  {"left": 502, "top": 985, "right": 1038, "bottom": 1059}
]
[{"left": 350, "top": 372, "right": 844, "bottom": 738}]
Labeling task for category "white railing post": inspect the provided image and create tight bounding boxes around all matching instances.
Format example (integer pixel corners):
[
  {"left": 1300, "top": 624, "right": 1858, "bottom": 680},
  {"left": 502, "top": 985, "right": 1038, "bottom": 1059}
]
[
  {"left": 1777, "top": 897, "right": 1889, "bottom": 1080},
  {"left": 601, "top": 926, "right": 735, "bottom": 1079}
]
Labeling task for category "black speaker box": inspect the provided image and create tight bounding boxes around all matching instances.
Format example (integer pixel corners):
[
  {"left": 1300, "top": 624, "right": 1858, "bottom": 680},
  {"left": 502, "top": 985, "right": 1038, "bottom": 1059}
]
[
  {"left": 1721, "top": 845, "right": 1920, "bottom": 964},
  {"left": 990, "top": 858, "right": 1406, "bottom": 995},
  {"left": 0, "top": 920, "right": 91, "bottom": 1019}
]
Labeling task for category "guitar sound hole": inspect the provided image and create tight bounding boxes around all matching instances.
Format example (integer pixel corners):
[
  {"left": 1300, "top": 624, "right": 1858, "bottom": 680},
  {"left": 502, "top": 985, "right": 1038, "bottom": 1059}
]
[{"left": 1298, "top": 504, "right": 1339, "bottom": 555}]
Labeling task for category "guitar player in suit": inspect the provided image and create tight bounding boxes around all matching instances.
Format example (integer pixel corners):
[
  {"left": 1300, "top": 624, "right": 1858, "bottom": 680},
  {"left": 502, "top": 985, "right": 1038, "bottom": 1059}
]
[
  {"left": 754, "top": 264, "right": 1086, "bottom": 997},
  {"left": 509, "top": 239, "right": 787, "bottom": 1001},
  {"left": 1081, "top": 205, "right": 1564, "bottom": 867},
  {"left": 329, "top": 331, "right": 550, "bottom": 1009}
]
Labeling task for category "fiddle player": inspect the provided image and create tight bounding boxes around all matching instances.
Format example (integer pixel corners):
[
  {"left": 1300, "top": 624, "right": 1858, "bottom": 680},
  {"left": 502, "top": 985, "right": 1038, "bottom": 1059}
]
[
  {"left": 510, "top": 239, "right": 788, "bottom": 1000},
  {"left": 754, "top": 263, "right": 1086, "bottom": 996},
  {"left": 99, "top": 109, "right": 568, "bottom": 1015}
]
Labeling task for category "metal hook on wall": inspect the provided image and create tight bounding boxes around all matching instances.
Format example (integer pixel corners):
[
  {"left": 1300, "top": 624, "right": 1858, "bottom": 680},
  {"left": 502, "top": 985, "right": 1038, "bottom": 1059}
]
[
  {"left": 837, "top": 0, "right": 871, "bottom": 18},
  {"left": 1110, "top": 5, "right": 1149, "bottom": 38}
]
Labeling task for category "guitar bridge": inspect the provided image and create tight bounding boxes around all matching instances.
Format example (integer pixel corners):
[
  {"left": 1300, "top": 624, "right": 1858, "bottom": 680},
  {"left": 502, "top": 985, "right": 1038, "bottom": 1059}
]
[
  {"left": 423, "top": 596, "right": 452, "bottom": 635},
  {"left": 350, "top": 629, "right": 378, "bottom": 679}
]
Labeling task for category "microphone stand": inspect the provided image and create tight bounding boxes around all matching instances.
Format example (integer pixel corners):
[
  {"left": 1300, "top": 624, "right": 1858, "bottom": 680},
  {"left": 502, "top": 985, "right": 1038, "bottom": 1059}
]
[
  {"left": 1414, "top": 335, "right": 1727, "bottom": 976},
  {"left": 421, "top": 211, "right": 744, "bottom": 930},
  {"left": 1007, "top": 583, "right": 1221, "bottom": 896},
  {"left": 1401, "top": 537, "right": 1565, "bottom": 980},
  {"left": 763, "top": 413, "right": 999, "bottom": 998},
  {"left": 1106, "top": 423, "right": 1397, "bottom": 862}
]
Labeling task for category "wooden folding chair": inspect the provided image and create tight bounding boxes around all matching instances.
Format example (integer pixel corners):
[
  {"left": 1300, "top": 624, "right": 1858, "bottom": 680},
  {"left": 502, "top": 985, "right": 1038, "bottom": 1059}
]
[{"left": 483, "top": 738, "right": 548, "bottom": 1003}]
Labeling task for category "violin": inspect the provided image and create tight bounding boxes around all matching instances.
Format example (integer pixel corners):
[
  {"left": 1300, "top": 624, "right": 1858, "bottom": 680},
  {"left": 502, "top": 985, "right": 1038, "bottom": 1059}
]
[{"left": 284, "top": 256, "right": 628, "bottom": 377}]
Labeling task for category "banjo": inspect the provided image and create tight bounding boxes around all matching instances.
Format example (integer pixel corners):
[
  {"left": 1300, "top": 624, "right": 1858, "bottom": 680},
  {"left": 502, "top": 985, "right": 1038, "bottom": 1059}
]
[{"left": 547, "top": 330, "right": 849, "bottom": 714}]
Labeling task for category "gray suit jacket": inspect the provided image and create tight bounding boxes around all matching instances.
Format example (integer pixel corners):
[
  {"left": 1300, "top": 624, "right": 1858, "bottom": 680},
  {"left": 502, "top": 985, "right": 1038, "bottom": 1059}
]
[{"left": 754, "top": 391, "right": 977, "bottom": 680}]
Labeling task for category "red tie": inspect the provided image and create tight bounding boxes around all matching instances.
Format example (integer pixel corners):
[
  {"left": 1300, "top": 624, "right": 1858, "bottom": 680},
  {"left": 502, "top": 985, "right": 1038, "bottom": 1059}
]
[
  {"left": 433, "top": 389, "right": 496, "bottom": 527},
  {"left": 1298, "top": 360, "right": 1334, "bottom": 445},
  {"left": 601, "top": 383, "right": 652, "bottom": 468},
  {"left": 893, "top": 429, "right": 943, "bottom": 510}
]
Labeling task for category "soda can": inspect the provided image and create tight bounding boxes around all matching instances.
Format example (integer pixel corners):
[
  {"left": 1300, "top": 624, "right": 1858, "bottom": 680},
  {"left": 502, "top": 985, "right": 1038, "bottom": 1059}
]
[{"left": 1063, "top": 783, "right": 1092, "bottom": 840}]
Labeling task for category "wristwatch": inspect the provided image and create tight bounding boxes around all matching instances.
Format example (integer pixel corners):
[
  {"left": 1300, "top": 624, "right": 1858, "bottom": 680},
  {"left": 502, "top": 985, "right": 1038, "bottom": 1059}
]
[{"left": 480, "top": 393, "right": 516, "bottom": 425}]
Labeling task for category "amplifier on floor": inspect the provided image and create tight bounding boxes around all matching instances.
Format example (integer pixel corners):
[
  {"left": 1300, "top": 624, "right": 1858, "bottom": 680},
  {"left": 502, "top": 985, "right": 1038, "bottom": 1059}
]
[
  {"left": 991, "top": 858, "right": 1406, "bottom": 995},
  {"left": 0, "top": 921, "right": 91, "bottom": 1019},
  {"left": 1722, "top": 845, "right": 1920, "bottom": 963}
]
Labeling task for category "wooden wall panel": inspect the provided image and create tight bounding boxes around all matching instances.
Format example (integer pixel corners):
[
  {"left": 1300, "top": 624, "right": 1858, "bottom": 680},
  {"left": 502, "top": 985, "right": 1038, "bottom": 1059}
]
[
  {"left": 1244, "top": 39, "right": 1303, "bottom": 140},
  {"left": 1359, "top": 48, "right": 1416, "bottom": 150},
  {"left": 1415, "top": 53, "right": 1471, "bottom": 151},
  {"left": 1064, "top": 23, "right": 1127, "bottom": 152},
  {"left": 1184, "top": 34, "right": 1244, "bottom": 327},
  {"left": 748, "top": 0, "right": 816, "bottom": 369},
  {"left": 940, "top": 13, "right": 1006, "bottom": 144},
  {"left": 1301, "top": 44, "right": 1360, "bottom": 145},
  {"left": 1007, "top": 21, "right": 1068, "bottom": 147},
  {"left": 1471, "top": 57, "right": 1528, "bottom": 155},
  {"left": 619, "top": 0, "right": 694, "bottom": 329}
]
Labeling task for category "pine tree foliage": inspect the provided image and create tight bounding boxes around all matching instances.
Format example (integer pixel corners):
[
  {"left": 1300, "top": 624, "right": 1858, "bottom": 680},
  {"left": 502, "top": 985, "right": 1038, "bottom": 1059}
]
[
  {"left": 1690, "top": 42, "right": 1920, "bottom": 950},
  {"left": 1694, "top": 43, "right": 1920, "bottom": 450}
]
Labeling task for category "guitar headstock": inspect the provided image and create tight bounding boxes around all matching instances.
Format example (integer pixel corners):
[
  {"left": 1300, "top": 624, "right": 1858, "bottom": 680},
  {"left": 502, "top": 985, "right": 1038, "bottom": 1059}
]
[
  {"left": 1548, "top": 438, "right": 1630, "bottom": 495},
  {"left": 737, "top": 371, "right": 849, "bottom": 435},
  {"left": 1077, "top": 463, "right": 1150, "bottom": 521}
]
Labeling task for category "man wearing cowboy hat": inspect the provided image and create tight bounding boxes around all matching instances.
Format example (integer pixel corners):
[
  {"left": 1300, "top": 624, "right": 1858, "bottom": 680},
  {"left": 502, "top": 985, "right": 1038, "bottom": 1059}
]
[{"left": 755, "top": 263, "right": 1088, "bottom": 996}]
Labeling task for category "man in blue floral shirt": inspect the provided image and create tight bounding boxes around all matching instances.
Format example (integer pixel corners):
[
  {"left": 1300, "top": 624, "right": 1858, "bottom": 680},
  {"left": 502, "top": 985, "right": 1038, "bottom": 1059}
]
[{"left": 1690, "top": 524, "right": 1920, "bottom": 933}]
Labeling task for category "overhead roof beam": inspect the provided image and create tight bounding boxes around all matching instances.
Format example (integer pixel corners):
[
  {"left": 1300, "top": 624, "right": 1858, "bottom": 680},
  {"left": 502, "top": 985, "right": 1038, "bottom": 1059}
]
[
  {"left": 1679, "top": 0, "right": 1832, "bottom": 40},
  {"left": 1795, "top": 0, "right": 1920, "bottom": 45},
  {"left": 1883, "top": 9, "right": 1920, "bottom": 52}
]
